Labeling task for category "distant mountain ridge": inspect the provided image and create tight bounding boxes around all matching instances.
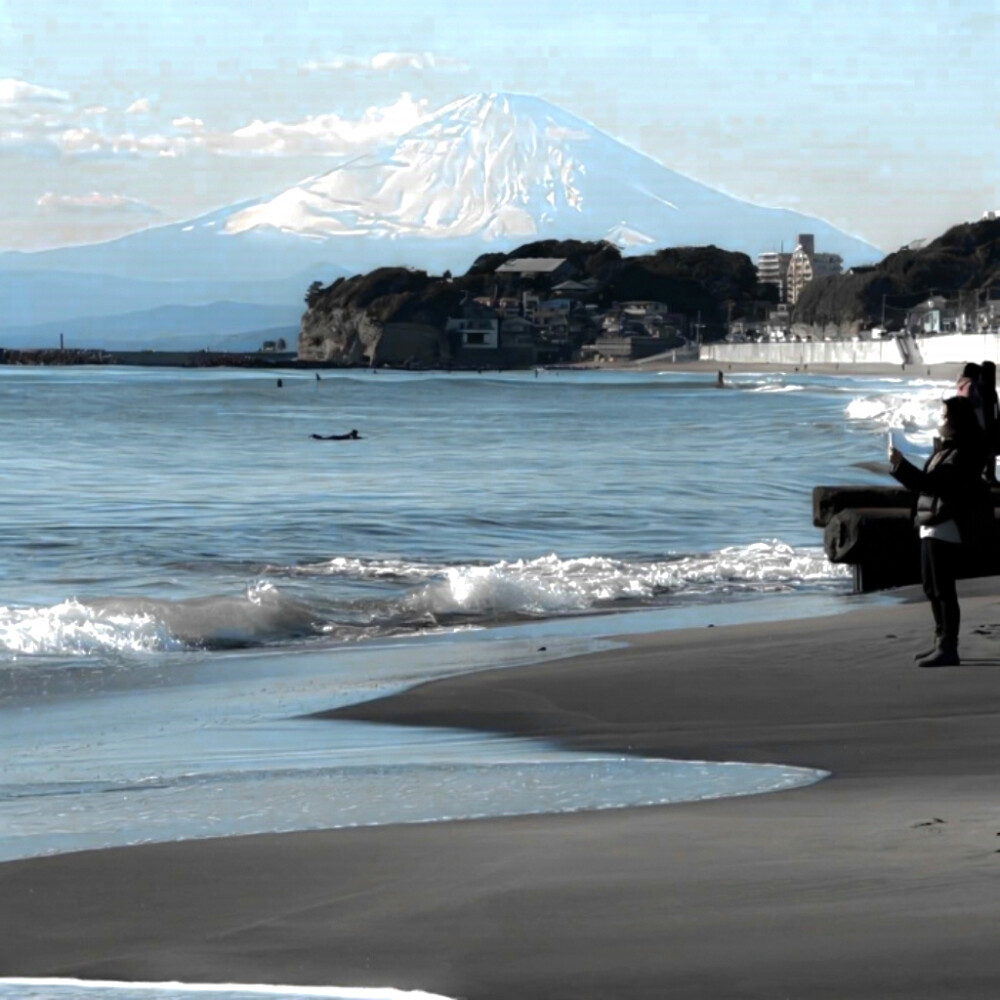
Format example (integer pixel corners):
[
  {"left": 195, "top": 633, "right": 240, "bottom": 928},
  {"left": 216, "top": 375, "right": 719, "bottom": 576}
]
[
  {"left": 0, "top": 301, "right": 302, "bottom": 351},
  {"left": 0, "top": 91, "right": 884, "bottom": 349},
  {"left": 222, "top": 92, "right": 881, "bottom": 267}
]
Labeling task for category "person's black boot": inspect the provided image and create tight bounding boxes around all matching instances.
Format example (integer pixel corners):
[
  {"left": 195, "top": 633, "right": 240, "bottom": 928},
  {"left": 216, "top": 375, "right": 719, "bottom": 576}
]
[
  {"left": 917, "top": 640, "right": 959, "bottom": 668},
  {"left": 913, "top": 636, "right": 942, "bottom": 661}
]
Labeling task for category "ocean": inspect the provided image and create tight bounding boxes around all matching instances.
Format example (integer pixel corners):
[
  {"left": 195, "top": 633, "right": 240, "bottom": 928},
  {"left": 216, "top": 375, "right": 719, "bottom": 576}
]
[{"left": 0, "top": 364, "right": 947, "bottom": 999}]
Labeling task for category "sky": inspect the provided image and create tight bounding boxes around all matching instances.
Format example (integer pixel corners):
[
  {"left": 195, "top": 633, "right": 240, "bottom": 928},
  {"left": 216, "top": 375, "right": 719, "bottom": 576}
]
[{"left": 0, "top": 0, "right": 996, "bottom": 255}]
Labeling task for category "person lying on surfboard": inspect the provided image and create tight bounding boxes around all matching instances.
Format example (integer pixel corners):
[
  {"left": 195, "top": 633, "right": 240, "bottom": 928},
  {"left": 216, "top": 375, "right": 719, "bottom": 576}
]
[{"left": 311, "top": 429, "right": 361, "bottom": 440}]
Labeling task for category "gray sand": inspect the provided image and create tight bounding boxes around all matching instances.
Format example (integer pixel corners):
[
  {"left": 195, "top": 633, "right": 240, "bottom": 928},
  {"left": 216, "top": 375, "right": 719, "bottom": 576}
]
[{"left": 3, "top": 583, "right": 1000, "bottom": 998}]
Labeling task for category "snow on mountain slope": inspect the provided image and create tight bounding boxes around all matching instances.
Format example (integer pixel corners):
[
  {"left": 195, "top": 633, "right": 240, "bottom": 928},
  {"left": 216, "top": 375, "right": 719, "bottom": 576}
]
[
  {"left": 224, "top": 94, "right": 591, "bottom": 241},
  {"left": 222, "top": 92, "right": 880, "bottom": 265},
  {"left": 0, "top": 91, "right": 881, "bottom": 302}
]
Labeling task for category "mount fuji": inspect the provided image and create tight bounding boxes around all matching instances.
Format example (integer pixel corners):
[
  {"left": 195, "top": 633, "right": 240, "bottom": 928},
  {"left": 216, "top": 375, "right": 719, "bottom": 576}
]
[
  {"left": 223, "top": 92, "right": 880, "bottom": 265},
  {"left": 0, "top": 92, "right": 882, "bottom": 347}
]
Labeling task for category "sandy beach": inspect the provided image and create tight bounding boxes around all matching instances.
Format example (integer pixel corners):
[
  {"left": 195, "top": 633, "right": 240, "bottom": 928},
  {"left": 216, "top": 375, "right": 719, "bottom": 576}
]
[{"left": 3, "top": 582, "right": 1000, "bottom": 998}]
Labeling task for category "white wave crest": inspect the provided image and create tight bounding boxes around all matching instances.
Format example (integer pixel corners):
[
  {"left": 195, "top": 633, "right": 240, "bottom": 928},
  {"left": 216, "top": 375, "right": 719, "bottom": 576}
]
[
  {"left": 402, "top": 543, "right": 848, "bottom": 618},
  {"left": 0, "top": 586, "right": 318, "bottom": 657},
  {"left": 0, "top": 547, "right": 848, "bottom": 657},
  {"left": 845, "top": 387, "right": 945, "bottom": 446},
  {"left": 0, "top": 600, "right": 182, "bottom": 657},
  {"left": 299, "top": 556, "right": 437, "bottom": 581}
]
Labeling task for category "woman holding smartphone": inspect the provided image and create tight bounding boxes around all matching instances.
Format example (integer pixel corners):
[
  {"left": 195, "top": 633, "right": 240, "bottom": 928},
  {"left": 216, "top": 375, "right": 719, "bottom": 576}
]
[{"left": 888, "top": 395, "right": 990, "bottom": 667}]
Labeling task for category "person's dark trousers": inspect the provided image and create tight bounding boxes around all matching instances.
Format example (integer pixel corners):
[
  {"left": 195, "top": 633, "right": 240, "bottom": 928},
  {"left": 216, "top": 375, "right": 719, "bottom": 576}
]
[{"left": 921, "top": 537, "right": 962, "bottom": 646}]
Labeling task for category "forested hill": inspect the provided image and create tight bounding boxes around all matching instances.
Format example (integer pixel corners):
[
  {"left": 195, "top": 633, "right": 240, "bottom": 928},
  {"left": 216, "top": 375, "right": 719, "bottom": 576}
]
[
  {"left": 305, "top": 240, "right": 765, "bottom": 333},
  {"left": 794, "top": 217, "right": 1000, "bottom": 329}
]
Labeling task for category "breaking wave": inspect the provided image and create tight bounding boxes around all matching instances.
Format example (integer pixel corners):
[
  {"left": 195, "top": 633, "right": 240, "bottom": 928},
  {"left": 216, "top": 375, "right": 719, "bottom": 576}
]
[
  {"left": 0, "top": 542, "right": 848, "bottom": 659},
  {"left": 845, "top": 382, "right": 947, "bottom": 447}
]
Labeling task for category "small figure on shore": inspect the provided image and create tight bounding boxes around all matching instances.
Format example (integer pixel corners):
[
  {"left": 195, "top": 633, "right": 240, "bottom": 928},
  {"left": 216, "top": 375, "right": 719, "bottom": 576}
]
[
  {"left": 311, "top": 429, "right": 361, "bottom": 441},
  {"left": 276, "top": 378, "right": 283, "bottom": 388},
  {"left": 315, "top": 372, "right": 322, "bottom": 381},
  {"left": 716, "top": 370, "right": 725, "bottom": 387},
  {"left": 888, "top": 395, "right": 990, "bottom": 667}
]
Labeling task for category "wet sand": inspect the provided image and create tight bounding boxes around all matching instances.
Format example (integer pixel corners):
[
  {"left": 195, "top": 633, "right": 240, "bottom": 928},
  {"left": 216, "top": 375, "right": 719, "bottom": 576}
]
[{"left": 3, "top": 583, "right": 1000, "bottom": 998}]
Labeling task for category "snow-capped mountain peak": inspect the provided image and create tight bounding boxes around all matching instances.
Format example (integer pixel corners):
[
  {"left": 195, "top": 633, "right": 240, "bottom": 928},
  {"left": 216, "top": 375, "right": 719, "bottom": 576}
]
[
  {"left": 1, "top": 91, "right": 881, "bottom": 299},
  {"left": 224, "top": 92, "right": 598, "bottom": 242},
  {"left": 220, "top": 91, "right": 879, "bottom": 268}
]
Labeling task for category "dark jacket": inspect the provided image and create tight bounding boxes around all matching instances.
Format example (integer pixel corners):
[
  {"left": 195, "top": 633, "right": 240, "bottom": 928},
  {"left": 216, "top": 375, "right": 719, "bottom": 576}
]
[{"left": 891, "top": 442, "right": 989, "bottom": 539}]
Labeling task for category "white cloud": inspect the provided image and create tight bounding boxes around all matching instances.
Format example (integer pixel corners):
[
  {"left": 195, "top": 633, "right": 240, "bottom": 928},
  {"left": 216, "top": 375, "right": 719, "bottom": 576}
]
[
  {"left": 37, "top": 191, "right": 159, "bottom": 214},
  {"left": 82, "top": 105, "right": 109, "bottom": 116},
  {"left": 125, "top": 97, "right": 151, "bottom": 115},
  {"left": 304, "top": 51, "right": 468, "bottom": 73},
  {"left": 0, "top": 78, "right": 69, "bottom": 107},
  {"left": 2, "top": 93, "right": 432, "bottom": 160},
  {"left": 218, "top": 93, "right": 430, "bottom": 156},
  {"left": 49, "top": 126, "right": 202, "bottom": 158},
  {"left": 370, "top": 51, "right": 466, "bottom": 72},
  {"left": 172, "top": 116, "right": 205, "bottom": 131},
  {"left": 53, "top": 127, "right": 106, "bottom": 155}
]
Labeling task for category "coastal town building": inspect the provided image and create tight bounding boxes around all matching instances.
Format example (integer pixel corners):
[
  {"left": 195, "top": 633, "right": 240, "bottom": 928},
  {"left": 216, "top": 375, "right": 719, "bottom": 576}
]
[
  {"left": 906, "top": 296, "right": 967, "bottom": 336},
  {"left": 786, "top": 234, "right": 843, "bottom": 305},
  {"left": 551, "top": 278, "right": 599, "bottom": 300},
  {"left": 445, "top": 300, "right": 501, "bottom": 349},
  {"left": 756, "top": 251, "right": 792, "bottom": 301},
  {"left": 756, "top": 234, "right": 843, "bottom": 305},
  {"left": 495, "top": 257, "right": 575, "bottom": 284}
]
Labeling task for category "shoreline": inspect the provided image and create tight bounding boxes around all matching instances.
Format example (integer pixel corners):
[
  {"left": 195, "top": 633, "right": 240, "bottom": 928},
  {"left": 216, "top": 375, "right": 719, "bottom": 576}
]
[
  {"left": 3, "top": 582, "right": 1000, "bottom": 996},
  {"left": 581, "top": 354, "right": 967, "bottom": 379},
  {"left": 0, "top": 347, "right": 967, "bottom": 380}
]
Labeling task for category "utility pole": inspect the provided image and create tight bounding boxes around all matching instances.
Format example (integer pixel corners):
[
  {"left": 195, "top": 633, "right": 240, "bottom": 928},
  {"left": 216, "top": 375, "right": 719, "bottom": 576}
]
[{"left": 691, "top": 311, "right": 704, "bottom": 346}]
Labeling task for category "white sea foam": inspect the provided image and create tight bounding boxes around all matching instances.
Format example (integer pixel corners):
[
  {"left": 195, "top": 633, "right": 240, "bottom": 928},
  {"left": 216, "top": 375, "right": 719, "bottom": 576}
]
[
  {"left": 750, "top": 383, "right": 804, "bottom": 393},
  {"left": 0, "top": 544, "right": 848, "bottom": 658},
  {"left": 0, "top": 981, "right": 455, "bottom": 1000},
  {"left": 296, "top": 556, "right": 433, "bottom": 581},
  {"left": 0, "top": 586, "right": 317, "bottom": 657},
  {"left": 0, "top": 600, "right": 182, "bottom": 657},
  {"left": 845, "top": 385, "right": 946, "bottom": 447},
  {"left": 403, "top": 543, "right": 846, "bottom": 617}
]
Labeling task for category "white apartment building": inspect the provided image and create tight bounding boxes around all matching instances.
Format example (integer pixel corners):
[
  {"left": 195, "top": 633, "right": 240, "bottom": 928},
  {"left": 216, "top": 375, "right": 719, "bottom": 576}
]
[
  {"left": 756, "top": 251, "right": 792, "bottom": 301},
  {"left": 758, "top": 234, "right": 843, "bottom": 305},
  {"left": 786, "top": 235, "right": 843, "bottom": 305}
]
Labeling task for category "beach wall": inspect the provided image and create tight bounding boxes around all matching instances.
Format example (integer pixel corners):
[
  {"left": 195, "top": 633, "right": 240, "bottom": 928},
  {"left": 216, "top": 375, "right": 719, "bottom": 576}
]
[
  {"left": 700, "top": 339, "right": 904, "bottom": 366},
  {"left": 702, "top": 332, "right": 1000, "bottom": 368},
  {"left": 910, "top": 333, "right": 1000, "bottom": 365}
]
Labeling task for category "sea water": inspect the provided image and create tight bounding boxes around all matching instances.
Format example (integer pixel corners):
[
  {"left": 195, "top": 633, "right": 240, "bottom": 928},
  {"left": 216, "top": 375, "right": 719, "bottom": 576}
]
[
  {"left": 0, "top": 366, "right": 945, "bottom": 869},
  {"left": 0, "top": 365, "right": 950, "bottom": 999}
]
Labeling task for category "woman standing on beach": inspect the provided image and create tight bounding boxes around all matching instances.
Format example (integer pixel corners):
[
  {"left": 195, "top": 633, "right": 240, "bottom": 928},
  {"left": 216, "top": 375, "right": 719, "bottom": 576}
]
[{"left": 888, "top": 395, "right": 990, "bottom": 667}]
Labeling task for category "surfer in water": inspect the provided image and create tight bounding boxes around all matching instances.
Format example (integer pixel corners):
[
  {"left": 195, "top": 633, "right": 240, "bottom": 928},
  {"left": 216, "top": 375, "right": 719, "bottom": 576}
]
[{"left": 311, "top": 429, "right": 361, "bottom": 440}]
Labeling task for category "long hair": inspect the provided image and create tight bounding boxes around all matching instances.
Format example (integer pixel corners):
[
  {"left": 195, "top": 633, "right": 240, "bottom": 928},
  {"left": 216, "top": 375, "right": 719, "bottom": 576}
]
[{"left": 942, "top": 394, "right": 986, "bottom": 458}]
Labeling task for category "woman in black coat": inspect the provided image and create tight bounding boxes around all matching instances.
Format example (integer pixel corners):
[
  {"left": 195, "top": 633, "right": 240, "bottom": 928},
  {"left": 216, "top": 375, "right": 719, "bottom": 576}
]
[{"left": 888, "top": 394, "right": 989, "bottom": 667}]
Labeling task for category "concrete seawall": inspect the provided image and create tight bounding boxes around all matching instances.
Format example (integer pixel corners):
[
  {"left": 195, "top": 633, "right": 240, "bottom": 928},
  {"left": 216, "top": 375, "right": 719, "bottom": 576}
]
[
  {"left": 701, "top": 339, "right": 903, "bottom": 367},
  {"left": 702, "top": 333, "right": 1000, "bottom": 369}
]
